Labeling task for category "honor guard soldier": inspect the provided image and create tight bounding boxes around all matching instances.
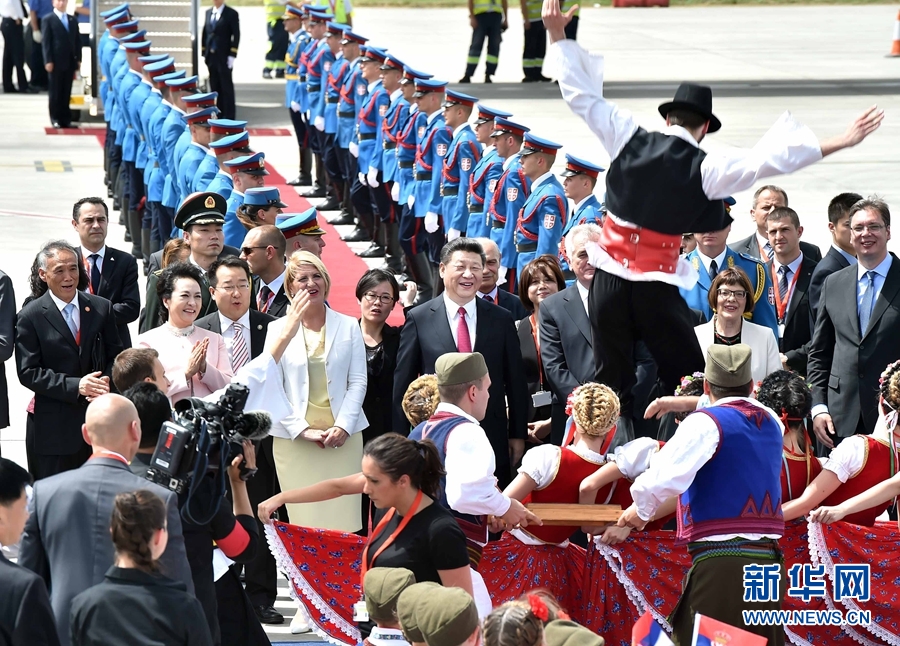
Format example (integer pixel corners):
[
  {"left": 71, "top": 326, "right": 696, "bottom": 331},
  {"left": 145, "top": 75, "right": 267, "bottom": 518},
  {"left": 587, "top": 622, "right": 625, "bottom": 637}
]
[
  {"left": 412, "top": 78, "right": 451, "bottom": 253},
  {"left": 302, "top": 10, "right": 336, "bottom": 200},
  {"left": 331, "top": 29, "right": 368, "bottom": 225},
  {"left": 284, "top": 6, "right": 312, "bottom": 187},
  {"left": 319, "top": 22, "right": 351, "bottom": 213},
  {"left": 514, "top": 133, "right": 566, "bottom": 275},
  {"left": 207, "top": 129, "right": 252, "bottom": 199},
  {"left": 486, "top": 117, "right": 529, "bottom": 291},
  {"left": 465, "top": 104, "right": 512, "bottom": 238},
  {"left": 174, "top": 92, "right": 218, "bottom": 206},
  {"left": 99, "top": 12, "right": 137, "bottom": 197},
  {"left": 224, "top": 152, "right": 269, "bottom": 247},
  {"left": 276, "top": 209, "right": 328, "bottom": 258},
  {"left": 194, "top": 118, "right": 248, "bottom": 194},
  {"left": 156, "top": 75, "right": 198, "bottom": 243},
  {"left": 177, "top": 107, "right": 219, "bottom": 218},
  {"left": 440, "top": 90, "right": 481, "bottom": 240},
  {"left": 559, "top": 153, "right": 604, "bottom": 282},
  {"left": 237, "top": 186, "right": 287, "bottom": 230}
]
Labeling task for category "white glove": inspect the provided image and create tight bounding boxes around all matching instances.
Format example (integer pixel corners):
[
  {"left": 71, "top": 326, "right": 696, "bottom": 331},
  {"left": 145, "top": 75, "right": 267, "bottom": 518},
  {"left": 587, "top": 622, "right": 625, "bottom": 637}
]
[
  {"left": 349, "top": 141, "right": 359, "bottom": 157},
  {"left": 448, "top": 228, "right": 461, "bottom": 241},
  {"left": 424, "top": 212, "right": 439, "bottom": 233},
  {"left": 391, "top": 182, "right": 400, "bottom": 202},
  {"left": 497, "top": 265, "right": 508, "bottom": 286},
  {"left": 227, "top": 56, "right": 235, "bottom": 70},
  {"left": 32, "top": 29, "right": 42, "bottom": 44},
  {"left": 314, "top": 116, "right": 325, "bottom": 131},
  {"left": 290, "top": 101, "right": 300, "bottom": 113},
  {"left": 367, "top": 168, "right": 379, "bottom": 187},
  {"left": 358, "top": 172, "right": 367, "bottom": 186}
]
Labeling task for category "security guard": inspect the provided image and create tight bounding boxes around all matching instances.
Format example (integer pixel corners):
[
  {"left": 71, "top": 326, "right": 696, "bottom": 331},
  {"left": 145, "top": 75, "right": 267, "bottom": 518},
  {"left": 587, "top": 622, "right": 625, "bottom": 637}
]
[
  {"left": 284, "top": 6, "right": 312, "bottom": 187},
  {"left": 320, "top": 21, "right": 350, "bottom": 213},
  {"left": 302, "top": 10, "right": 335, "bottom": 199},
  {"left": 465, "top": 104, "right": 512, "bottom": 238},
  {"left": 558, "top": 153, "right": 604, "bottom": 281},
  {"left": 514, "top": 133, "right": 566, "bottom": 275},
  {"left": 331, "top": 29, "right": 368, "bottom": 225},
  {"left": 207, "top": 129, "right": 252, "bottom": 199},
  {"left": 440, "top": 90, "right": 481, "bottom": 240},
  {"left": 224, "top": 152, "right": 269, "bottom": 247}
]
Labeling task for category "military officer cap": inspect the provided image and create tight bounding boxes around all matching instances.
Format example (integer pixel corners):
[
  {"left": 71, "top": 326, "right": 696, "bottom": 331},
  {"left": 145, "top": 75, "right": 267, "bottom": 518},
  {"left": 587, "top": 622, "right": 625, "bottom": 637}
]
[
  {"left": 209, "top": 118, "right": 248, "bottom": 135},
  {"left": 704, "top": 344, "right": 753, "bottom": 388},
  {"left": 110, "top": 18, "right": 138, "bottom": 33},
  {"left": 397, "top": 582, "right": 441, "bottom": 643},
  {"left": 443, "top": 90, "right": 477, "bottom": 108},
  {"left": 101, "top": 3, "right": 129, "bottom": 17},
  {"left": 183, "top": 92, "right": 218, "bottom": 108},
  {"left": 123, "top": 40, "right": 152, "bottom": 53},
  {"left": 401, "top": 66, "right": 432, "bottom": 85},
  {"left": 490, "top": 117, "right": 529, "bottom": 138},
  {"left": 473, "top": 104, "right": 512, "bottom": 126},
  {"left": 167, "top": 75, "right": 199, "bottom": 90},
  {"left": 561, "top": 154, "right": 604, "bottom": 179},
  {"left": 184, "top": 106, "right": 219, "bottom": 125},
  {"left": 276, "top": 209, "right": 326, "bottom": 237},
  {"left": 283, "top": 5, "right": 303, "bottom": 19},
  {"left": 152, "top": 70, "right": 185, "bottom": 87},
  {"left": 341, "top": 30, "right": 367, "bottom": 45},
  {"left": 225, "top": 152, "right": 268, "bottom": 176},
  {"left": 326, "top": 21, "right": 350, "bottom": 36},
  {"left": 138, "top": 53, "right": 168, "bottom": 65},
  {"left": 381, "top": 55, "right": 405, "bottom": 72},
  {"left": 363, "top": 568, "right": 416, "bottom": 624},
  {"left": 521, "top": 132, "right": 563, "bottom": 156},
  {"left": 544, "top": 621, "right": 605, "bottom": 646},
  {"left": 120, "top": 30, "right": 146, "bottom": 43},
  {"left": 103, "top": 10, "right": 129, "bottom": 26},
  {"left": 309, "top": 10, "right": 334, "bottom": 22},
  {"left": 413, "top": 78, "right": 448, "bottom": 98},
  {"left": 142, "top": 59, "right": 174, "bottom": 77},
  {"left": 300, "top": 3, "right": 317, "bottom": 11},
  {"left": 175, "top": 192, "right": 227, "bottom": 229},
  {"left": 245, "top": 187, "right": 288, "bottom": 209},
  {"left": 360, "top": 46, "right": 388, "bottom": 64},
  {"left": 435, "top": 352, "right": 488, "bottom": 386},
  {"left": 210, "top": 131, "right": 251, "bottom": 156},
  {"left": 416, "top": 587, "right": 479, "bottom": 646}
]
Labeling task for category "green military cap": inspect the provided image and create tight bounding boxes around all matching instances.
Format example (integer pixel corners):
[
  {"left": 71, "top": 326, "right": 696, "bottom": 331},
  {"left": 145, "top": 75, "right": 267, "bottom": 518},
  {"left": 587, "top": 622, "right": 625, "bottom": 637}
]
[
  {"left": 364, "top": 567, "right": 416, "bottom": 624},
  {"left": 704, "top": 343, "right": 752, "bottom": 388},
  {"left": 435, "top": 352, "right": 488, "bottom": 386},
  {"left": 397, "top": 582, "right": 442, "bottom": 643},
  {"left": 416, "top": 587, "right": 479, "bottom": 646},
  {"left": 174, "top": 191, "right": 226, "bottom": 229},
  {"left": 544, "top": 620, "right": 605, "bottom": 646}
]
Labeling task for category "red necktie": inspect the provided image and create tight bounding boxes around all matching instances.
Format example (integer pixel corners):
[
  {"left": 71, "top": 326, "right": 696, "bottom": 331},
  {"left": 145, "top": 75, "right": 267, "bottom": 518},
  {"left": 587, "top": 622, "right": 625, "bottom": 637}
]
[{"left": 456, "top": 307, "right": 472, "bottom": 353}]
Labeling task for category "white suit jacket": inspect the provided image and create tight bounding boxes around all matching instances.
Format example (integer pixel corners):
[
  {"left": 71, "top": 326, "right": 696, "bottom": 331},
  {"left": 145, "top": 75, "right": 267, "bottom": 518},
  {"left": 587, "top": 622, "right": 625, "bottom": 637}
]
[
  {"left": 266, "top": 307, "right": 369, "bottom": 439},
  {"left": 694, "top": 319, "right": 782, "bottom": 386}
]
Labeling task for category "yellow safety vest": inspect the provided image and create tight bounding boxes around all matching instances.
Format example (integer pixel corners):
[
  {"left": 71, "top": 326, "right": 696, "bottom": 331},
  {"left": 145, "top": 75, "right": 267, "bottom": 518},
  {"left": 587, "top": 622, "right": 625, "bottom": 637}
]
[
  {"left": 561, "top": 0, "right": 580, "bottom": 16},
  {"left": 312, "top": 0, "right": 351, "bottom": 26},
  {"left": 264, "top": 0, "right": 284, "bottom": 24},
  {"left": 473, "top": 0, "right": 502, "bottom": 16},
  {"left": 525, "top": 0, "right": 542, "bottom": 22}
]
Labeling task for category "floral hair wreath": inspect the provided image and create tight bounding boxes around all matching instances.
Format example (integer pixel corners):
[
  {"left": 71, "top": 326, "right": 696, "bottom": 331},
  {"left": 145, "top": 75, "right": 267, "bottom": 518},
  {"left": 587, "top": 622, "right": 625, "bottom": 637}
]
[
  {"left": 674, "top": 372, "right": 704, "bottom": 396},
  {"left": 526, "top": 594, "right": 570, "bottom": 623},
  {"left": 564, "top": 386, "right": 583, "bottom": 418},
  {"left": 879, "top": 360, "right": 900, "bottom": 386}
]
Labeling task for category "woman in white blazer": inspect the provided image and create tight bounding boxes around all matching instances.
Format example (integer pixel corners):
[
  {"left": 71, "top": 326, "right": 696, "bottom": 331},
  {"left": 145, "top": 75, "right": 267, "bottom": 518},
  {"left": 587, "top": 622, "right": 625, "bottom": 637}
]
[
  {"left": 264, "top": 251, "right": 368, "bottom": 533},
  {"left": 694, "top": 267, "right": 781, "bottom": 386}
]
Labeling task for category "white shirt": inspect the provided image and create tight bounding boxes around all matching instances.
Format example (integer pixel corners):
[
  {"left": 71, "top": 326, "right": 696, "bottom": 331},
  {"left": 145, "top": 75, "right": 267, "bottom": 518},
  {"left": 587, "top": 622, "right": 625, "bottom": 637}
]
[
  {"left": 0, "top": 0, "right": 26, "bottom": 20},
  {"left": 833, "top": 244, "right": 857, "bottom": 266},
  {"left": 575, "top": 280, "right": 589, "bottom": 316},
  {"left": 629, "top": 396, "right": 784, "bottom": 541},
  {"left": 479, "top": 286, "right": 499, "bottom": 303},
  {"left": 53, "top": 8, "right": 67, "bottom": 24},
  {"left": 48, "top": 290, "right": 80, "bottom": 331},
  {"left": 426, "top": 109, "right": 442, "bottom": 126},
  {"left": 695, "top": 248, "right": 727, "bottom": 278},
  {"left": 444, "top": 293, "right": 477, "bottom": 350},
  {"left": 80, "top": 245, "right": 107, "bottom": 275},
  {"left": 529, "top": 170, "right": 555, "bottom": 193},
  {"left": 572, "top": 194, "right": 594, "bottom": 214},
  {"left": 260, "top": 271, "right": 285, "bottom": 308},
  {"left": 217, "top": 309, "right": 251, "bottom": 360},
  {"left": 452, "top": 122, "right": 469, "bottom": 139},
  {"left": 440, "top": 403, "right": 512, "bottom": 521},
  {"left": 755, "top": 231, "right": 772, "bottom": 258},
  {"left": 390, "top": 88, "right": 402, "bottom": 103}
]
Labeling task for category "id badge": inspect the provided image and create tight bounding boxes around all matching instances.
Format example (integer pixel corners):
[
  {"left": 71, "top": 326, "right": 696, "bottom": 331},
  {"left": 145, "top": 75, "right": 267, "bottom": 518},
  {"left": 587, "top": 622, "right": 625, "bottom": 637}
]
[
  {"left": 778, "top": 323, "right": 785, "bottom": 339},
  {"left": 353, "top": 599, "right": 369, "bottom": 623},
  {"left": 532, "top": 390, "right": 552, "bottom": 408}
]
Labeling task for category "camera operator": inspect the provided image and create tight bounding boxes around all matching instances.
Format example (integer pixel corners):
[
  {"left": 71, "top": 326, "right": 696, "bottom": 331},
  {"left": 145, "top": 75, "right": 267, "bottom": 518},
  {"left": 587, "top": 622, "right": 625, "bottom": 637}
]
[{"left": 123, "top": 382, "right": 263, "bottom": 646}]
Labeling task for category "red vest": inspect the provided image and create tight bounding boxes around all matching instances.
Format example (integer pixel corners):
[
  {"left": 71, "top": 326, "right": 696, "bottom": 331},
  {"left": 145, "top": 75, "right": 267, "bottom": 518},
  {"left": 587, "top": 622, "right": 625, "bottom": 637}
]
[
  {"left": 781, "top": 447, "right": 823, "bottom": 503},
  {"left": 821, "top": 436, "right": 896, "bottom": 527}
]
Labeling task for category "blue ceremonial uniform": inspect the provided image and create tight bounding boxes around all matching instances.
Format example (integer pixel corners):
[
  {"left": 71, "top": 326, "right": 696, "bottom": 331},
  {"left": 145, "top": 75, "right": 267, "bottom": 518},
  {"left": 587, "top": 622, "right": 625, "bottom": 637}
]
[
  {"left": 515, "top": 174, "right": 567, "bottom": 274},
  {"left": 160, "top": 107, "right": 187, "bottom": 210},
  {"left": 356, "top": 80, "right": 389, "bottom": 175},
  {"left": 295, "top": 35, "right": 318, "bottom": 113},
  {"left": 397, "top": 107, "right": 423, "bottom": 206},
  {"left": 206, "top": 170, "right": 234, "bottom": 201},
  {"left": 191, "top": 152, "right": 219, "bottom": 193},
  {"left": 337, "top": 57, "right": 364, "bottom": 149},
  {"left": 284, "top": 30, "right": 305, "bottom": 108},
  {"left": 490, "top": 153, "right": 530, "bottom": 275},
  {"left": 177, "top": 143, "right": 209, "bottom": 202},
  {"left": 118, "top": 71, "right": 143, "bottom": 160},
  {"left": 306, "top": 40, "right": 334, "bottom": 124},
  {"left": 381, "top": 90, "right": 409, "bottom": 184},
  {"left": 173, "top": 129, "right": 194, "bottom": 204},
  {"left": 324, "top": 55, "right": 348, "bottom": 135},
  {"left": 414, "top": 112, "right": 452, "bottom": 219},
  {"left": 679, "top": 248, "right": 779, "bottom": 338},
  {"left": 224, "top": 189, "right": 246, "bottom": 246},
  {"left": 466, "top": 146, "right": 501, "bottom": 238},
  {"left": 441, "top": 123, "right": 481, "bottom": 234}
]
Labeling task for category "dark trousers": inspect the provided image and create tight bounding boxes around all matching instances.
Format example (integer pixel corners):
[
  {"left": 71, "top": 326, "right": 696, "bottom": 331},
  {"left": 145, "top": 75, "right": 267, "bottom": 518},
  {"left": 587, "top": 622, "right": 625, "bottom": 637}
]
[
  {"left": 522, "top": 20, "right": 547, "bottom": 79},
  {"left": 26, "top": 413, "right": 92, "bottom": 481},
  {"left": 207, "top": 56, "right": 235, "bottom": 119},
  {"left": 1, "top": 18, "right": 28, "bottom": 92},
  {"left": 47, "top": 66, "right": 74, "bottom": 126},
  {"left": 399, "top": 205, "right": 427, "bottom": 257},
  {"left": 564, "top": 15, "right": 579, "bottom": 40},
  {"left": 26, "top": 23, "right": 47, "bottom": 87},
  {"left": 216, "top": 566, "right": 270, "bottom": 646},
  {"left": 369, "top": 173, "right": 396, "bottom": 224},
  {"left": 350, "top": 175, "right": 376, "bottom": 233},
  {"left": 323, "top": 133, "right": 344, "bottom": 183},
  {"left": 265, "top": 19, "right": 287, "bottom": 66},
  {"left": 288, "top": 107, "right": 307, "bottom": 148},
  {"left": 243, "top": 436, "right": 282, "bottom": 607},
  {"left": 465, "top": 12, "right": 502, "bottom": 77},
  {"left": 126, "top": 161, "right": 144, "bottom": 211},
  {"left": 588, "top": 269, "right": 704, "bottom": 417}
]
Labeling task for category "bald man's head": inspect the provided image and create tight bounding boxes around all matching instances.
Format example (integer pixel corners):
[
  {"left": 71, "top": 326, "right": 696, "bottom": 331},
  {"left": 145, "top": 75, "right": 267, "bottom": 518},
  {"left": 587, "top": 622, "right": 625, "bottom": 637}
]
[{"left": 83, "top": 394, "right": 142, "bottom": 458}]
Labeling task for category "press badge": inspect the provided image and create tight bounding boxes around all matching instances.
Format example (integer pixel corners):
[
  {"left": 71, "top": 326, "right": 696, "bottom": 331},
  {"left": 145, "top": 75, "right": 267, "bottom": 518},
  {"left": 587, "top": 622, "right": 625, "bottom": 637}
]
[
  {"left": 532, "top": 391, "right": 552, "bottom": 408},
  {"left": 353, "top": 599, "right": 369, "bottom": 623},
  {"left": 778, "top": 322, "right": 785, "bottom": 339}
]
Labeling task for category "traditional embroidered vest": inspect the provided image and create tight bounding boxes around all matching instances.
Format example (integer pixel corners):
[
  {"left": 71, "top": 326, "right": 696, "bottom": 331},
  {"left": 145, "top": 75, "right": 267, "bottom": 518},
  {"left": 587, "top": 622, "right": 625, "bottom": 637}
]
[
  {"left": 820, "top": 435, "right": 896, "bottom": 527},
  {"left": 781, "top": 445, "right": 823, "bottom": 503},
  {"left": 676, "top": 401, "right": 784, "bottom": 545},
  {"left": 409, "top": 412, "right": 488, "bottom": 565}
]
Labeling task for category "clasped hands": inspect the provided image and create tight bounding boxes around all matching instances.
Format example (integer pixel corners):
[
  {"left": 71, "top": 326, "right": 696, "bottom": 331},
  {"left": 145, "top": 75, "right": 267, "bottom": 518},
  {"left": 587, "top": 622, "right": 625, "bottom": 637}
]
[{"left": 300, "top": 426, "right": 349, "bottom": 448}]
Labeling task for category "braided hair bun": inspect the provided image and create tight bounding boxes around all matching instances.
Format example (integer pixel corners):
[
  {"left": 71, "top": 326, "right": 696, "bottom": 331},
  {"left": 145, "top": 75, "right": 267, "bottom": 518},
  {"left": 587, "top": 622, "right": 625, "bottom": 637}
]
[
  {"left": 570, "top": 383, "right": 620, "bottom": 437},
  {"left": 109, "top": 490, "right": 167, "bottom": 573},
  {"left": 880, "top": 360, "right": 900, "bottom": 413},
  {"left": 402, "top": 374, "right": 440, "bottom": 428}
]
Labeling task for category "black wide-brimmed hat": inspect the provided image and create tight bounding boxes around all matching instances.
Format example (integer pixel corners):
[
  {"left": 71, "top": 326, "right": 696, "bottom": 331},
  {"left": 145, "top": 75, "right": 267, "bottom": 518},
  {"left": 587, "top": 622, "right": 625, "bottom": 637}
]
[{"left": 658, "top": 83, "right": 721, "bottom": 133}]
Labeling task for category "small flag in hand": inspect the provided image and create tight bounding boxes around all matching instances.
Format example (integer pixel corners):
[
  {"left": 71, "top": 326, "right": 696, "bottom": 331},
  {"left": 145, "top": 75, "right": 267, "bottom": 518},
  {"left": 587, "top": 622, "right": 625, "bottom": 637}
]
[
  {"left": 632, "top": 611, "right": 674, "bottom": 646},
  {"left": 691, "top": 614, "right": 766, "bottom": 646}
]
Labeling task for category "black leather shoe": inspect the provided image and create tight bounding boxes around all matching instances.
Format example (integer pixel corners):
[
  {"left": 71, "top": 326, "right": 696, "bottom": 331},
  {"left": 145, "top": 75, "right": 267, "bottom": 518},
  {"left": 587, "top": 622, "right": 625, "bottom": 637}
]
[
  {"left": 378, "top": 256, "right": 404, "bottom": 273},
  {"left": 327, "top": 212, "right": 355, "bottom": 226},
  {"left": 51, "top": 121, "right": 62, "bottom": 128},
  {"left": 275, "top": 69, "right": 285, "bottom": 79},
  {"left": 262, "top": 68, "right": 272, "bottom": 79},
  {"left": 358, "top": 242, "right": 386, "bottom": 258},
  {"left": 315, "top": 196, "right": 341, "bottom": 211},
  {"left": 254, "top": 605, "right": 284, "bottom": 625},
  {"left": 301, "top": 186, "right": 326, "bottom": 198},
  {"left": 458, "top": 75, "right": 471, "bottom": 84},
  {"left": 484, "top": 75, "right": 493, "bottom": 84},
  {"left": 538, "top": 74, "right": 553, "bottom": 82},
  {"left": 123, "top": 231, "right": 131, "bottom": 242},
  {"left": 341, "top": 227, "right": 371, "bottom": 243}
]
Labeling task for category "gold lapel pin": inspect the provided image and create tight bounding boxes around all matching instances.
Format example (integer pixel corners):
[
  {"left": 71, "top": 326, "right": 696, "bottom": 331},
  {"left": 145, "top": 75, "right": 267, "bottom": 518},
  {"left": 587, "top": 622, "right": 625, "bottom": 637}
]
[
  {"left": 257, "top": 324, "right": 263, "bottom": 330},
  {"left": 85, "top": 306, "right": 91, "bottom": 312}
]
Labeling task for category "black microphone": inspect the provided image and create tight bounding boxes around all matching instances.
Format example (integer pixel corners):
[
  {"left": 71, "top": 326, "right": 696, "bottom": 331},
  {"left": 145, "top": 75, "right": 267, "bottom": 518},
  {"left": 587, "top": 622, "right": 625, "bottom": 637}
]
[{"left": 231, "top": 410, "right": 272, "bottom": 442}]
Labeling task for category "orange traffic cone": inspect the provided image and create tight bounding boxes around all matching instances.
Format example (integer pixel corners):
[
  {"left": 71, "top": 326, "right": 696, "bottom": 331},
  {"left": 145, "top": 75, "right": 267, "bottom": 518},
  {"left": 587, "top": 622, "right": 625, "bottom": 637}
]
[{"left": 890, "top": 10, "right": 900, "bottom": 57}]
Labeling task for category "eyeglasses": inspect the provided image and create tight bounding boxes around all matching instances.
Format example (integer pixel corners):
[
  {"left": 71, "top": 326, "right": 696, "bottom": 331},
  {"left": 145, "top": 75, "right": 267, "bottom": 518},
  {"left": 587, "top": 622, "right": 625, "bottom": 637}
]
[
  {"left": 363, "top": 292, "right": 395, "bottom": 305},
  {"left": 215, "top": 284, "right": 251, "bottom": 293},
  {"left": 717, "top": 288, "right": 748, "bottom": 300},
  {"left": 851, "top": 224, "right": 886, "bottom": 234},
  {"left": 241, "top": 246, "right": 268, "bottom": 255}
]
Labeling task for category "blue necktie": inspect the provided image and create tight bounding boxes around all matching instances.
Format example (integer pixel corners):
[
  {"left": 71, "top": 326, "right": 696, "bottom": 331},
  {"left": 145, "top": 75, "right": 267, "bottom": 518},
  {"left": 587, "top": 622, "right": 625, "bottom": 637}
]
[
  {"left": 708, "top": 259, "right": 718, "bottom": 282},
  {"left": 62, "top": 303, "right": 78, "bottom": 340},
  {"left": 858, "top": 270, "right": 876, "bottom": 338},
  {"left": 60, "top": 13, "right": 68, "bottom": 31}
]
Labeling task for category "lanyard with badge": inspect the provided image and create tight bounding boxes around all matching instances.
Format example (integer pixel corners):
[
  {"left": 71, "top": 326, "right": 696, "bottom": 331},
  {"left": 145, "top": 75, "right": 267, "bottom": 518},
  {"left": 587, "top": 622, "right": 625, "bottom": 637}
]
[
  {"left": 769, "top": 260, "right": 801, "bottom": 338},
  {"left": 529, "top": 314, "right": 551, "bottom": 408},
  {"left": 353, "top": 489, "right": 424, "bottom": 623}
]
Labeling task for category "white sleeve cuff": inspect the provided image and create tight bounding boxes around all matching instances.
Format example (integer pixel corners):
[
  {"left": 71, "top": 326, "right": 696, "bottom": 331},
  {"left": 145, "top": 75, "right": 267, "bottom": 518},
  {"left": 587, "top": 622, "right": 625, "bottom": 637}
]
[{"left": 811, "top": 404, "right": 829, "bottom": 418}]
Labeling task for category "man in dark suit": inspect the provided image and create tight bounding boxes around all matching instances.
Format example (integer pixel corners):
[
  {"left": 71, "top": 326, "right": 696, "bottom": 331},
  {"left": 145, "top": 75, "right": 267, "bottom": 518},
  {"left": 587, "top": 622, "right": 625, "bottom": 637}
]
[
  {"left": 18, "top": 394, "right": 193, "bottom": 646},
  {"left": 765, "top": 207, "right": 818, "bottom": 376},
  {"left": 474, "top": 237, "right": 527, "bottom": 320},
  {"left": 808, "top": 198, "right": 900, "bottom": 453},
  {"left": 242, "top": 225, "right": 289, "bottom": 318},
  {"left": 394, "top": 238, "right": 529, "bottom": 487},
  {"left": 195, "top": 255, "right": 280, "bottom": 626},
  {"left": 202, "top": 0, "right": 239, "bottom": 119},
  {"left": 0, "top": 457, "right": 60, "bottom": 646},
  {"left": 809, "top": 192, "right": 861, "bottom": 317},
  {"left": 0, "top": 269, "right": 13, "bottom": 441},
  {"left": 72, "top": 197, "right": 140, "bottom": 346},
  {"left": 15, "top": 241, "right": 123, "bottom": 480},
  {"left": 40, "top": 0, "right": 80, "bottom": 128},
  {"left": 729, "top": 185, "right": 823, "bottom": 263}
]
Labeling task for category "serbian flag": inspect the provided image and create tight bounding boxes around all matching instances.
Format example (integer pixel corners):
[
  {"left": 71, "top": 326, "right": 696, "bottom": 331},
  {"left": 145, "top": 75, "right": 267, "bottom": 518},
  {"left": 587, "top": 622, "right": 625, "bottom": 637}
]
[
  {"left": 691, "top": 614, "right": 766, "bottom": 646},
  {"left": 632, "top": 611, "right": 674, "bottom": 646}
]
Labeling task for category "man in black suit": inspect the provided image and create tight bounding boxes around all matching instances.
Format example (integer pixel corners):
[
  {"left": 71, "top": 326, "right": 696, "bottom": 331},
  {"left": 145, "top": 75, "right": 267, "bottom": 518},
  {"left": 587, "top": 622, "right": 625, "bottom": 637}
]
[
  {"left": 765, "top": 207, "right": 818, "bottom": 376},
  {"left": 15, "top": 241, "right": 124, "bottom": 480},
  {"left": 194, "top": 255, "right": 280, "bottom": 626},
  {"left": 242, "top": 225, "right": 289, "bottom": 318},
  {"left": 202, "top": 0, "right": 240, "bottom": 119},
  {"left": 474, "top": 237, "right": 527, "bottom": 320},
  {"left": 729, "top": 185, "right": 823, "bottom": 263},
  {"left": 809, "top": 198, "right": 900, "bottom": 452},
  {"left": 40, "top": 0, "right": 80, "bottom": 128},
  {"left": 72, "top": 197, "right": 140, "bottom": 347},
  {"left": 0, "top": 457, "right": 60, "bottom": 646},
  {"left": 809, "top": 192, "right": 861, "bottom": 317},
  {"left": 394, "top": 237, "right": 529, "bottom": 487},
  {"left": 0, "top": 269, "right": 13, "bottom": 442}
]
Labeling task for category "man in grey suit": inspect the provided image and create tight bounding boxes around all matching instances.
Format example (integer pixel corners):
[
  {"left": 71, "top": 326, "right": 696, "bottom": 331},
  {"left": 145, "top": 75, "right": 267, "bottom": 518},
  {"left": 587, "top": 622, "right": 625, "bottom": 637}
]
[
  {"left": 808, "top": 198, "right": 900, "bottom": 453},
  {"left": 18, "top": 394, "right": 193, "bottom": 646},
  {"left": 729, "top": 185, "right": 822, "bottom": 264}
]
